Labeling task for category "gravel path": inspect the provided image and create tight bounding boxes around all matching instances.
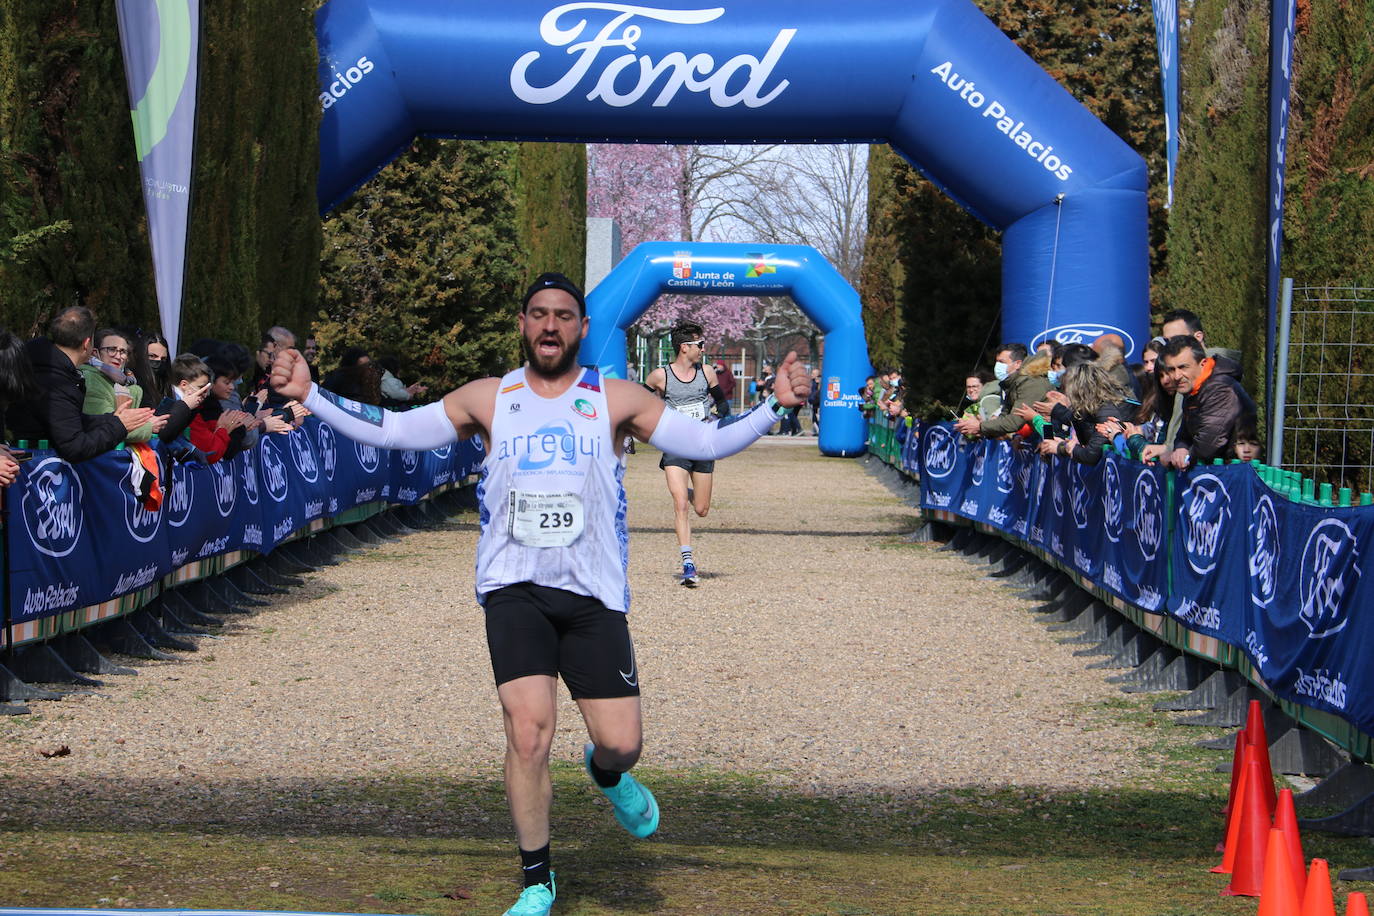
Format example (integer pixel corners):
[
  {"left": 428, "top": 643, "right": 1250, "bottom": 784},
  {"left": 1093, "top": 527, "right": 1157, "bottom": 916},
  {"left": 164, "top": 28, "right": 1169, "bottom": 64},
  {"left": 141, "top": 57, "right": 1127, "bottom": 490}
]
[{"left": 0, "top": 439, "right": 1148, "bottom": 823}]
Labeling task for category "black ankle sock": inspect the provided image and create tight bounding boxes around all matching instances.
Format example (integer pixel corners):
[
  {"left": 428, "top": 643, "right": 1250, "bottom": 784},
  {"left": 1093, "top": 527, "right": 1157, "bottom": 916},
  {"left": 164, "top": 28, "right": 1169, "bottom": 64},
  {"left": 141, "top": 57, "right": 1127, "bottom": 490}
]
[
  {"left": 519, "top": 844, "right": 551, "bottom": 888},
  {"left": 588, "top": 754, "right": 623, "bottom": 789}
]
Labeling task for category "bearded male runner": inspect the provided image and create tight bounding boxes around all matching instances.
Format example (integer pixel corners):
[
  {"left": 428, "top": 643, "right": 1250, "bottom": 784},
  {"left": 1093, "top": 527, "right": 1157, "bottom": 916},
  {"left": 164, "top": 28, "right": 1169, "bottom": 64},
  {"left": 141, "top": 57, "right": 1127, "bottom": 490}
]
[
  {"left": 643, "top": 321, "right": 731, "bottom": 586},
  {"left": 270, "top": 273, "right": 811, "bottom": 916}
]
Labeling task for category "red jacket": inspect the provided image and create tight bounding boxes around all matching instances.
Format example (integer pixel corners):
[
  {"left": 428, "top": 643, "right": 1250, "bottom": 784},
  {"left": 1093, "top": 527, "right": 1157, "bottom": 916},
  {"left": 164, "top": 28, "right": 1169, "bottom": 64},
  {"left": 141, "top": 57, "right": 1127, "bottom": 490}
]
[{"left": 188, "top": 412, "right": 231, "bottom": 463}]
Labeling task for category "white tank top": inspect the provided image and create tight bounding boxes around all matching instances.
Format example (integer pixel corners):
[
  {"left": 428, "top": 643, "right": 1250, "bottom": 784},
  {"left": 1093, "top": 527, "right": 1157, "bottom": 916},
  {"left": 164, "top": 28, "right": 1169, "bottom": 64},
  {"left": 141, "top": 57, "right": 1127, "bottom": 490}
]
[{"left": 474, "top": 367, "right": 630, "bottom": 612}]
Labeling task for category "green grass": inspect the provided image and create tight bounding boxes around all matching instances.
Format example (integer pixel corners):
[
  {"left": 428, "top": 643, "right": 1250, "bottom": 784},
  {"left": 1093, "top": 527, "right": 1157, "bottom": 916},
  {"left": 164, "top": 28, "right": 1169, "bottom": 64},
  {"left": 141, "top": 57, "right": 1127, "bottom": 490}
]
[{"left": 0, "top": 697, "right": 1371, "bottom": 915}]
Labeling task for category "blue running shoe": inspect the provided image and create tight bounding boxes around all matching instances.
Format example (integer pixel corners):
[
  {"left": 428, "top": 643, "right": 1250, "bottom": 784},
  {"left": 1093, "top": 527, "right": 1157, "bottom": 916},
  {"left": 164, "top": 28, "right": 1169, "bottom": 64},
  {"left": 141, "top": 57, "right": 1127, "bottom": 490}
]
[
  {"left": 584, "top": 743, "right": 660, "bottom": 838},
  {"left": 503, "top": 873, "right": 555, "bottom": 916},
  {"left": 681, "top": 560, "right": 699, "bottom": 587}
]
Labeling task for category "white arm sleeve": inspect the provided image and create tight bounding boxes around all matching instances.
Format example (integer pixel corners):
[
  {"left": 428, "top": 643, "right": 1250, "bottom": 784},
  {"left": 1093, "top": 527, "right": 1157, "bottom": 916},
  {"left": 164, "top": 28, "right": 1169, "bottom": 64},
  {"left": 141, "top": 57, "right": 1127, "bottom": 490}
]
[
  {"left": 648, "top": 398, "right": 782, "bottom": 460},
  {"left": 303, "top": 383, "right": 458, "bottom": 450}
]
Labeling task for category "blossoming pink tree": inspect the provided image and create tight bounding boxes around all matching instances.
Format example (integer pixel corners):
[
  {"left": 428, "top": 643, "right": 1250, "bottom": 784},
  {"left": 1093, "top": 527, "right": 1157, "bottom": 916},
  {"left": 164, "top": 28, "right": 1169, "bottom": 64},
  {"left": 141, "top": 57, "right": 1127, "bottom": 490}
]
[{"left": 587, "top": 144, "right": 759, "bottom": 347}]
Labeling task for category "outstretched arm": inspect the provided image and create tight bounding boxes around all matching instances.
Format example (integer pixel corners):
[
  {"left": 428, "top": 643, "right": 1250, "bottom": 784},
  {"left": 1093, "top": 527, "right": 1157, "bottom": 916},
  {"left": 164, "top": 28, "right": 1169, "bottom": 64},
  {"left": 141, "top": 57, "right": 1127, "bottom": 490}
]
[
  {"left": 271, "top": 348, "right": 491, "bottom": 448},
  {"left": 613, "top": 351, "right": 811, "bottom": 460}
]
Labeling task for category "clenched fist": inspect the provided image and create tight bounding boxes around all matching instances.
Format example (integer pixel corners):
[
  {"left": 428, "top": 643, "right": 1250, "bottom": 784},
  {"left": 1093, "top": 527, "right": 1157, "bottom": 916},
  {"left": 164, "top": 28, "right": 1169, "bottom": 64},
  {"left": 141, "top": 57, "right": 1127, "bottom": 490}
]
[
  {"left": 270, "top": 348, "right": 312, "bottom": 402},
  {"left": 770, "top": 351, "right": 813, "bottom": 408}
]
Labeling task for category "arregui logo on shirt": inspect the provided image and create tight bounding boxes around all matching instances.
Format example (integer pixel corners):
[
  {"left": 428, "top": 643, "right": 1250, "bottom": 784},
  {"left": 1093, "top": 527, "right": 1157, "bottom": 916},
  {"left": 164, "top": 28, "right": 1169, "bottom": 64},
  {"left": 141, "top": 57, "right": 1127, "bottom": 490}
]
[{"left": 498, "top": 420, "right": 602, "bottom": 469}]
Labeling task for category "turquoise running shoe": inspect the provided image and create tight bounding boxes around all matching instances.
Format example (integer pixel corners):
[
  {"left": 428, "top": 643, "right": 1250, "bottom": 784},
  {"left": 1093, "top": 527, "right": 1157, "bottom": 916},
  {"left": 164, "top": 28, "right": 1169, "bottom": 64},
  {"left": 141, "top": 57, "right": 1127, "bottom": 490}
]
[
  {"left": 502, "top": 872, "right": 555, "bottom": 916},
  {"left": 584, "top": 743, "right": 660, "bottom": 838}
]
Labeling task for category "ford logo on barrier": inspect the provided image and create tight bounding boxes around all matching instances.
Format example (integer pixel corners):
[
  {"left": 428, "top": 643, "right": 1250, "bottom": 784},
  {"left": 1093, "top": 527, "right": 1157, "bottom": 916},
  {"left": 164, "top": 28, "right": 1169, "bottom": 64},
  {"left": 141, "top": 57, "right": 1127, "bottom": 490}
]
[
  {"left": 1180, "top": 473, "right": 1231, "bottom": 575},
  {"left": 1017, "top": 450, "right": 1033, "bottom": 496},
  {"left": 356, "top": 441, "right": 381, "bottom": 473},
  {"left": 923, "top": 425, "right": 957, "bottom": 479},
  {"left": 1132, "top": 469, "right": 1163, "bottom": 561},
  {"left": 969, "top": 445, "right": 986, "bottom": 485},
  {"left": 21, "top": 456, "right": 83, "bottom": 558},
  {"left": 1299, "top": 518, "right": 1362, "bottom": 638},
  {"left": 261, "top": 439, "right": 290, "bottom": 503},
  {"left": 995, "top": 442, "right": 1014, "bottom": 494},
  {"left": 122, "top": 462, "right": 163, "bottom": 544},
  {"left": 167, "top": 461, "right": 194, "bottom": 529},
  {"left": 289, "top": 428, "right": 319, "bottom": 483},
  {"left": 1032, "top": 323, "right": 1136, "bottom": 357},
  {"left": 1248, "top": 495, "right": 1280, "bottom": 608},
  {"left": 1102, "top": 458, "right": 1123, "bottom": 543},
  {"left": 401, "top": 449, "right": 420, "bottom": 476},
  {"left": 211, "top": 460, "right": 236, "bottom": 517},
  {"left": 240, "top": 450, "right": 260, "bottom": 506},
  {"left": 317, "top": 423, "right": 337, "bottom": 482},
  {"left": 1070, "top": 462, "right": 1091, "bottom": 530}
]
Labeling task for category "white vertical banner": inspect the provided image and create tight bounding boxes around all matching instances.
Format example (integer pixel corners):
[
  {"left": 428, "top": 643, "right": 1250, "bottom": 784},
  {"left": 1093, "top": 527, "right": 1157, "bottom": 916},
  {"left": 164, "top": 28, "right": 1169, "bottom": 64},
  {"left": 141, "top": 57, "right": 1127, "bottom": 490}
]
[{"left": 114, "top": 0, "right": 200, "bottom": 355}]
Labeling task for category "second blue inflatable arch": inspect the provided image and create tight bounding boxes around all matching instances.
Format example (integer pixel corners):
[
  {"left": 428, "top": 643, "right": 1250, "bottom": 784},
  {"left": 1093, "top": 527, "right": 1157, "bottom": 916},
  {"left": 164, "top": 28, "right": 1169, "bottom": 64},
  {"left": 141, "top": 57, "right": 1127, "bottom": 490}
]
[
  {"left": 314, "top": 0, "right": 1150, "bottom": 383},
  {"left": 585, "top": 242, "right": 872, "bottom": 457}
]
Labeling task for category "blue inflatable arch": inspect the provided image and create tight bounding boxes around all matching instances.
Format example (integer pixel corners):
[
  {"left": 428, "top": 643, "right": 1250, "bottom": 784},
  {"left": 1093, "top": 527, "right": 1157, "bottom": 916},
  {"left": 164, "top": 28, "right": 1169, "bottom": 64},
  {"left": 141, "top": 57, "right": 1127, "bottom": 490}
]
[
  {"left": 315, "top": 0, "right": 1149, "bottom": 364},
  {"left": 585, "top": 241, "right": 872, "bottom": 456}
]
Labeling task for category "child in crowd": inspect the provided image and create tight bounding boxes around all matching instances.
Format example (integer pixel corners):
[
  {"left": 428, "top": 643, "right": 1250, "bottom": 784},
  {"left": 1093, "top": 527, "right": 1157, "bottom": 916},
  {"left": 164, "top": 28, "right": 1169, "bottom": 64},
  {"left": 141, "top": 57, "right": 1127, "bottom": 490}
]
[
  {"left": 173, "top": 355, "right": 247, "bottom": 463},
  {"left": 1231, "top": 416, "right": 1264, "bottom": 462}
]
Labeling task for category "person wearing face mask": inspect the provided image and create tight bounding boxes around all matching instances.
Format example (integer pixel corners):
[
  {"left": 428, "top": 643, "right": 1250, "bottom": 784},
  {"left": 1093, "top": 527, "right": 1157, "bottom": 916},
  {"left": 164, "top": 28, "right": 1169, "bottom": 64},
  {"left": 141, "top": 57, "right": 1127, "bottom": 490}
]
[
  {"left": 136, "top": 334, "right": 173, "bottom": 406},
  {"left": 953, "top": 343, "right": 1051, "bottom": 439}
]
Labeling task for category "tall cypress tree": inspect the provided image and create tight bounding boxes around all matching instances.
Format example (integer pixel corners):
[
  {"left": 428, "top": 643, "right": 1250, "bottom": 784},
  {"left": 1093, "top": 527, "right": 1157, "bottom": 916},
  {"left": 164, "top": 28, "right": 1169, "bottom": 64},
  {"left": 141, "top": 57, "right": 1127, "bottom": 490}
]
[
  {"left": 0, "top": 0, "right": 322, "bottom": 344},
  {"left": 316, "top": 139, "right": 529, "bottom": 391},
  {"left": 0, "top": 0, "right": 153, "bottom": 334}
]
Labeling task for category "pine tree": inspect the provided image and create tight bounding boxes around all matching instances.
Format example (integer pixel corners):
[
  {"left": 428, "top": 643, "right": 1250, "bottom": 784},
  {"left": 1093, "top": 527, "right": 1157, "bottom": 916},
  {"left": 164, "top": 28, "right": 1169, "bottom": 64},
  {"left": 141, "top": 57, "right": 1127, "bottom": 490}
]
[{"left": 316, "top": 139, "right": 530, "bottom": 391}]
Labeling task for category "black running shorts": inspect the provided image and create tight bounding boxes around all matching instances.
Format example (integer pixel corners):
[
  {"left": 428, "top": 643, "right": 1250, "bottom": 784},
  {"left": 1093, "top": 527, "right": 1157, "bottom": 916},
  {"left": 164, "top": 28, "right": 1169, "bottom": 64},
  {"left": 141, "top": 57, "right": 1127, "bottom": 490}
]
[
  {"left": 659, "top": 453, "right": 715, "bottom": 474},
  {"left": 483, "top": 582, "right": 640, "bottom": 699}
]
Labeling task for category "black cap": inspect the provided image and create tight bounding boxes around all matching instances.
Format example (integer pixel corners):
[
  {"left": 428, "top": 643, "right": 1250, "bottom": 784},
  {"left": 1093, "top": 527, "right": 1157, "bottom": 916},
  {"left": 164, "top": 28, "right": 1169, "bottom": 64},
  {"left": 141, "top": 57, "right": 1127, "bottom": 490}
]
[{"left": 523, "top": 272, "right": 586, "bottom": 316}]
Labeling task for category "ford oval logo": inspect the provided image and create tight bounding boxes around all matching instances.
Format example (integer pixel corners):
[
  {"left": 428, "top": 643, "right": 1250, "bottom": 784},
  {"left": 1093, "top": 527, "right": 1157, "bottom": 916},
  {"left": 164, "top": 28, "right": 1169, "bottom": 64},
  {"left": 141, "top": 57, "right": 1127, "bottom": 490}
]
[
  {"left": 316, "top": 423, "right": 337, "bottom": 482},
  {"left": 1032, "top": 323, "right": 1136, "bottom": 359},
  {"left": 1299, "top": 519, "right": 1362, "bottom": 639},
  {"left": 1248, "top": 495, "right": 1280, "bottom": 608},
  {"left": 167, "top": 461, "right": 194, "bottom": 529},
  {"left": 21, "top": 457, "right": 84, "bottom": 558},
  {"left": 922, "top": 425, "right": 958, "bottom": 480},
  {"left": 1179, "top": 473, "right": 1231, "bottom": 575},
  {"left": 123, "top": 462, "right": 163, "bottom": 544}
]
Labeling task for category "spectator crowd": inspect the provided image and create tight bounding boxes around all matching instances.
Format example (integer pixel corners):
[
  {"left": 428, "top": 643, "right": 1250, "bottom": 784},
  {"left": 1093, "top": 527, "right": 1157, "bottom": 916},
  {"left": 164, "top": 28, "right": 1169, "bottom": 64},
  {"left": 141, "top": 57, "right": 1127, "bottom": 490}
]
[
  {"left": 948, "top": 308, "right": 1261, "bottom": 468},
  {"left": 0, "top": 306, "right": 431, "bottom": 493},
  {"left": 0, "top": 303, "right": 1265, "bottom": 497}
]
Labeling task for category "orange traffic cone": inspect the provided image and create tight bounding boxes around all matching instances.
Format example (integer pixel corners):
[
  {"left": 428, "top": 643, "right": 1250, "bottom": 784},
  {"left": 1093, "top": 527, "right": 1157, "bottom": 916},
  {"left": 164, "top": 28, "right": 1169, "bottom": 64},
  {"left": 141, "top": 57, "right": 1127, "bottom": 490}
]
[
  {"left": 1300, "top": 859, "right": 1334, "bottom": 916},
  {"left": 1214, "top": 743, "right": 1254, "bottom": 873},
  {"left": 1258, "top": 827, "right": 1302, "bottom": 916},
  {"left": 1246, "top": 699, "right": 1280, "bottom": 812},
  {"left": 1223, "top": 728, "right": 1248, "bottom": 817},
  {"left": 1348, "top": 893, "right": 1371, "bottom": 916},
  {"left": 1222, "top": 754, "right": 1272, "bottom": 896},
  {"left": 1275, "top": 789, "right": 1307, "bottom": 899}
]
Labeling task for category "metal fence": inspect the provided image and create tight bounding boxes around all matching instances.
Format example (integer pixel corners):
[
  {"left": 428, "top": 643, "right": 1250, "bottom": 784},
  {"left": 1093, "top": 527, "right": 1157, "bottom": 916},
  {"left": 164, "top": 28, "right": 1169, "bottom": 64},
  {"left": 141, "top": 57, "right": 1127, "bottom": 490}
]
[{"left": 1274, "top": 283, "right": 1374, "bottom": 492}]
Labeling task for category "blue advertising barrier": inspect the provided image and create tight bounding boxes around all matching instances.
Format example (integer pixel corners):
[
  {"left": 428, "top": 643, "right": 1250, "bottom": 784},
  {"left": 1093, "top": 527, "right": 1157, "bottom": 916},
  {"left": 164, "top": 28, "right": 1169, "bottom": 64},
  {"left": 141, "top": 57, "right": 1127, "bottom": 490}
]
[
  {"left": 8, "top": 418, "right": 485, "bottom": 625},
  {"left": 583, "top": 242, "right": 874, "bottom": 458},
  {"left": 912, "top": 421, "right": 1374, "bottom": 735},
  {"left": 314, "top": 0, "right": 1149, "bottom": 361}
]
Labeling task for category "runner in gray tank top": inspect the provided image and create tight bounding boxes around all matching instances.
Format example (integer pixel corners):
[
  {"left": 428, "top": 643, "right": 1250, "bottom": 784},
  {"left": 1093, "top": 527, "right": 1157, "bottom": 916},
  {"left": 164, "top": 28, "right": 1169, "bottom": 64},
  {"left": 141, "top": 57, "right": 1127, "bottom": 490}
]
[{"left": 644, "top": 321, "right": 731, "bottom": 586}]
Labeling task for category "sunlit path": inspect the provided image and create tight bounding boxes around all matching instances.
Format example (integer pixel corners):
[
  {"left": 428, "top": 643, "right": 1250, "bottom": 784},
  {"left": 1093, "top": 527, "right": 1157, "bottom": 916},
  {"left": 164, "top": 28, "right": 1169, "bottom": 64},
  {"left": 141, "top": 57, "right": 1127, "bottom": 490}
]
[{"left": 0, "top": 441, "right": 1147, "bottom": 822}]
